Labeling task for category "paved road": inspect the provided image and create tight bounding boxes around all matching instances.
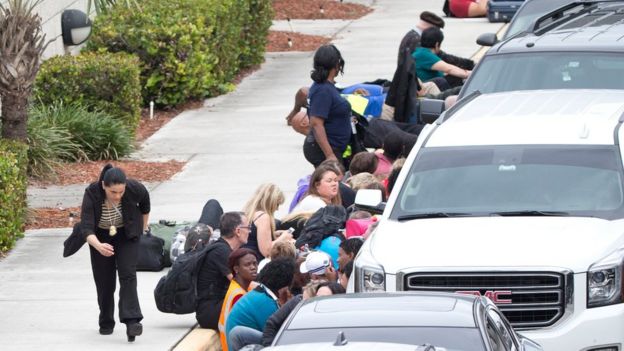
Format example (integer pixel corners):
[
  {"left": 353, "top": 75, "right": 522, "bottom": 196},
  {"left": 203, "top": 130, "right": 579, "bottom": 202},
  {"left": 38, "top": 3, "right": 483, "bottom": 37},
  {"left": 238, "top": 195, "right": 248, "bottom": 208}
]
[{"left": 6, "top": 1, "right": 502, "bottom": 350}]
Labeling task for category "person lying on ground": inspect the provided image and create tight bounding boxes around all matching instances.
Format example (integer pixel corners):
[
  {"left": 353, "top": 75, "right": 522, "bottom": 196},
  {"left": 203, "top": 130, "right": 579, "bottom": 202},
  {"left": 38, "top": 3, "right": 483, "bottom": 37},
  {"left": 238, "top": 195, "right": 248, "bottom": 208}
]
[{"left": 449, "top": 0, "right": 488, "bottom": 18}]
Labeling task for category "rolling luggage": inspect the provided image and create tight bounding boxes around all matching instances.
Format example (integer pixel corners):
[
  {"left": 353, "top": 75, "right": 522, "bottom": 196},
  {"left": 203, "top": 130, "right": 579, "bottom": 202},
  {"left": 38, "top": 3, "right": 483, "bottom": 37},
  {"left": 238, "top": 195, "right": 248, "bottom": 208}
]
[{"left": 488, "top": 0, "right": 525, "bottom": 23}]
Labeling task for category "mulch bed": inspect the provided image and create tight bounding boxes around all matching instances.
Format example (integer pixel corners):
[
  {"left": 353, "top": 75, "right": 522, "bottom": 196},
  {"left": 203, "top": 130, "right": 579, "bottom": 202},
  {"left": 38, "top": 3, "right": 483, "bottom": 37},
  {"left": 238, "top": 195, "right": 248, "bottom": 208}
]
[
  {"left": 272, "top": 0, "right": 372, "bottom": 20},
  {"left": 267, "top": 31, "right": 331, "bottom": 52},
  {"left": 30, "top": 160, "right": 186, "bottom": 187},
  {"left": 26, "top": 207, "right": 81, "bottom": 230}
]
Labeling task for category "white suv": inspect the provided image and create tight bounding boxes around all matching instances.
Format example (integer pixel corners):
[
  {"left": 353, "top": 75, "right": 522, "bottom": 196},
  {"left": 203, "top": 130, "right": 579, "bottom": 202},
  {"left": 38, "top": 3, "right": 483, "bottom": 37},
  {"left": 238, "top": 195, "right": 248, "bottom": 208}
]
[{"left": 353, "top": 90, "right": 624, "bottom": 351}]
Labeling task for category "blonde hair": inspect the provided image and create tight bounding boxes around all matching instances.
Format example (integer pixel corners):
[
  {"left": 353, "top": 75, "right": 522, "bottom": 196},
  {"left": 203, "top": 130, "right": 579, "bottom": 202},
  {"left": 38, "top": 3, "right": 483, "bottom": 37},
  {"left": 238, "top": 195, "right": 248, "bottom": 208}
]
[
  {"left": 270, "top": 241, "right": 297, "bottom": 260},
  {"left": 346, "top": 172, "right": 379, "bottom": 191},
  {"left": 243, "top": 183, "right": 285, "bottom": 237}
]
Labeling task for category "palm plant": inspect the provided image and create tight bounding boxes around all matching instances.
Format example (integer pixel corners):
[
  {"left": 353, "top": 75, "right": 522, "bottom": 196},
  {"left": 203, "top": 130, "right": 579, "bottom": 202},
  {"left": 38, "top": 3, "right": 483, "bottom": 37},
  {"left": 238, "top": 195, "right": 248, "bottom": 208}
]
[
  {"left": 88, "top": 0, "right": 141, "bottom": 15},
  {"left": 0, "top": 0, "right": 48, "bottom": 141}
]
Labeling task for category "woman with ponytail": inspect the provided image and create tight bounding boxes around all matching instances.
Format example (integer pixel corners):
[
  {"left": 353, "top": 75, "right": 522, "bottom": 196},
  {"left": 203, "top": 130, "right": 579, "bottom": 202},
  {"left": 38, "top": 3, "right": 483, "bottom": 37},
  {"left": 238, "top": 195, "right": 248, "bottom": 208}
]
[
  {"left": 80, "top": 164, "right": 151, "bottom": 342},
  {"left": 303, "top": 44, "right": 352, "bottom": 168}
]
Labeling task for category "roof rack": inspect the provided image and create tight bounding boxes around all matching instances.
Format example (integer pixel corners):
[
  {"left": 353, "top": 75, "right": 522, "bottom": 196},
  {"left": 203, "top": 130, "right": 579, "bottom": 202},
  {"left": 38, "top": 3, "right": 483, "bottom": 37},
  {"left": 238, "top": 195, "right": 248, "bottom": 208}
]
[
  {"left": 531, "top": 0, "right": 624, "bottom": 35},
  {"left": 531, "top": 1, "right": 599, "bottom": 35}
]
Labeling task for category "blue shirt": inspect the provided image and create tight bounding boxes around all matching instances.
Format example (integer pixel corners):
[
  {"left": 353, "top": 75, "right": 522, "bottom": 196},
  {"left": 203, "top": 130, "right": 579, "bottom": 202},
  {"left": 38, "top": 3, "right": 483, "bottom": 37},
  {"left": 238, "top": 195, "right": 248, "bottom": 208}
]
[
  {"left": 308, "top": 81, "right": 352, "bottom": 151},
  {"left": 412, "top": 47, "right": 444, "bottom": 82},
  {"left": 225, "top": 285, "right": 279, "bottom": 337}
]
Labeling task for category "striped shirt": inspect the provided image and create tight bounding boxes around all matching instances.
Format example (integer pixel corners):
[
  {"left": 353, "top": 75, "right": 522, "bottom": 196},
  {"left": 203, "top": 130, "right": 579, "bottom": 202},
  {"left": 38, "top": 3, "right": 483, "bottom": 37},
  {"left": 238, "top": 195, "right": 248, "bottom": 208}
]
[{"left": 98, "top": 202, "right": 124, "bottom": 229}]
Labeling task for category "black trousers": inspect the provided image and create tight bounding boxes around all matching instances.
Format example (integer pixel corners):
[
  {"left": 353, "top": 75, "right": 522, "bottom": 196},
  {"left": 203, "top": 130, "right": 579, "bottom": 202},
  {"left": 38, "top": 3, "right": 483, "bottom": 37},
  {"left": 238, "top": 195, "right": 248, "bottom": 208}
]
[
  {"left": 196, "top": 298, "right": 223, "bottom": 330},
  {"left": 197, "top": 199, "right": 223, "bottom": 230},
  {"left": 90, "top": 227, "right": 143, "bottom": 330},
  {"left": 303, "top": 132, "right": 344, "bottom": 168}
]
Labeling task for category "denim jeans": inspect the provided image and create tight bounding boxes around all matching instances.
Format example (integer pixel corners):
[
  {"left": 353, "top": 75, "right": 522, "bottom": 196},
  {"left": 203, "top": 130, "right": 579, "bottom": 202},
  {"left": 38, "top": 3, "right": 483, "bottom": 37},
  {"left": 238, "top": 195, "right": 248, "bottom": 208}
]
[{"left": 228, "top": 325, "right": 263, "bottom": 351}]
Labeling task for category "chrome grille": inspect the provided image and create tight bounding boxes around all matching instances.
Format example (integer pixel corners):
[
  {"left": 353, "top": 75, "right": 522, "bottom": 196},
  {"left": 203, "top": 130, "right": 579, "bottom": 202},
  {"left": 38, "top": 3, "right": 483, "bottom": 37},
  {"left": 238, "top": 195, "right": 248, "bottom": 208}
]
[{"left": 404, "top": 272, "right": 566, "bottom": 328}]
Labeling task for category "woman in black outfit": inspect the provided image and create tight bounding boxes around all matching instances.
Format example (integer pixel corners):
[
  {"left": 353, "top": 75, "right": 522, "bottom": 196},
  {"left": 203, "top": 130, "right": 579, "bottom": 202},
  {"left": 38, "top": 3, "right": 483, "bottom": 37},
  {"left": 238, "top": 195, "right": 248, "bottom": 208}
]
[{"left": 81, "top": 164, "right": 150, "bottom": 342}]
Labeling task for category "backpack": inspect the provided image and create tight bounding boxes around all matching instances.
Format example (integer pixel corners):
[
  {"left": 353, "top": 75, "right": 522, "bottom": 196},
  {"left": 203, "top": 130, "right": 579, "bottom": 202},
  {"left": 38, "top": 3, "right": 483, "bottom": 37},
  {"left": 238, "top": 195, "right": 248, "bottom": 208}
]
[
  {"left": 295, "top": 205, "right": 347, "bottom": 249},
  {"left": 154, "top": 244, "right": 217, "bottom": 314}
]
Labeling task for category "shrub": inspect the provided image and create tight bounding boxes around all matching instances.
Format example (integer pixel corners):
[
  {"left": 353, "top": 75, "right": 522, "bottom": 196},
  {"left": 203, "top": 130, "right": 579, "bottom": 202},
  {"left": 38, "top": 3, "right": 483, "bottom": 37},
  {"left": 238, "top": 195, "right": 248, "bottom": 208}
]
[
  {"left": 239, "top": 0, "right": 273, "bottom": 68},
  {"left": 0, "top": 140, "right": 28, "bottom": 252},
  {"left": 30, "top": 102, "right": 134, "bottom": 161},
  {"left": 34, "top": 52, "right": 142, "bottom": 133},
  {"left": 87, "top": 0, "right": 272, "bottom": 107},
  {"left": 27, "top": 116, "right": 84, "bottom": 179}
]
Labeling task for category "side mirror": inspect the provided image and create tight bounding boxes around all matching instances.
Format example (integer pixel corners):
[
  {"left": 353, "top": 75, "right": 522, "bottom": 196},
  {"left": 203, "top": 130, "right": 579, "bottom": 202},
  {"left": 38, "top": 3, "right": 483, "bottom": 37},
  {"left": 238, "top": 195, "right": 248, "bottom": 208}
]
[
  {"left": 420, "top": 98, "right": 446, "bottom": 124},
  {"left": 476, "top": 32, "right": 498, "bottom": 47},
  {"left": 354, "top": 189, "right": 385, "bottom": 215}
]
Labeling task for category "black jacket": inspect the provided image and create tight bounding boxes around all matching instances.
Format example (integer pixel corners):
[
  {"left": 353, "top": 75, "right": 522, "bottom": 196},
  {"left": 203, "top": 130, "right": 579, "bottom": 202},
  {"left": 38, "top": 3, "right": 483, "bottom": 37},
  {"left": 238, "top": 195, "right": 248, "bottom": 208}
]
[
  {"left": 262, "top": 294, "right": 303, "bottom": 346},
  {"left": 80, "top": 179, "right": 150, "bottom": 240}
]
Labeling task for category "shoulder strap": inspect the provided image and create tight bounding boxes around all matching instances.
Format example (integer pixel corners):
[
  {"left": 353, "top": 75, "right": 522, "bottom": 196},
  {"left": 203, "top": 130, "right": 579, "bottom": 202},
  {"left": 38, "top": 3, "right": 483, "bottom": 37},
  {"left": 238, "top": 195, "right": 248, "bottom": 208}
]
[{"left": 253, "top": 212, "right": 266, "bottom": 223}]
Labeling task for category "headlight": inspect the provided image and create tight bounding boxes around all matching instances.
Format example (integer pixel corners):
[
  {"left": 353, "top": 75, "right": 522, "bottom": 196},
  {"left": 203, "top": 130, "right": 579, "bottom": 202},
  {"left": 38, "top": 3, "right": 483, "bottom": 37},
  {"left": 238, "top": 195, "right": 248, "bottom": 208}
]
[
  {"left": 354, "top": 251, "right": 386, "bottom": 292},
  {"left": 587, "top": 247, "right": 624, "bottom": 308}
]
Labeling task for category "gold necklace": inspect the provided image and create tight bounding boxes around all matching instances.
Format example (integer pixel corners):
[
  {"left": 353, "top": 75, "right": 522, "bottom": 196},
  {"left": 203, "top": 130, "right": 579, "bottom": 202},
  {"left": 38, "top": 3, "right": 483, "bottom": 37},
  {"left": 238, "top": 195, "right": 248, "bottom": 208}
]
[{"left": 107, "top": 199, "right": 121, "bottom": 236}]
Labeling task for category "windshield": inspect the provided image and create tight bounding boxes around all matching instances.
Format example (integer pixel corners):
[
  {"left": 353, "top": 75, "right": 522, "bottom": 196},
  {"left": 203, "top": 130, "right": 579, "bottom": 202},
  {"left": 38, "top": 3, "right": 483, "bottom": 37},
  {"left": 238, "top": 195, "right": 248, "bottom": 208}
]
[
  {"left": 390, "top": 146, "right": 624, "bottom": 220},
  {"left": 276, "top": 327, "right": 485, "bottom": 351},
  {"left": 504, "top": 0, "right": 573, "bottom": 39},
  {"left": 461, "top": 52, "right": 624, "bottom": 97}
]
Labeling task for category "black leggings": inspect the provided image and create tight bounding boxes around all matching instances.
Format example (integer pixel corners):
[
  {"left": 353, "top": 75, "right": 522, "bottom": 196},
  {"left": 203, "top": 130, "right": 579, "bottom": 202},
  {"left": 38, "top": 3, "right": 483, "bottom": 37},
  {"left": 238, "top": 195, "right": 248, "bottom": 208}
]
[{"left": 89, "top": 227, "right": 142, "bottom": 330}]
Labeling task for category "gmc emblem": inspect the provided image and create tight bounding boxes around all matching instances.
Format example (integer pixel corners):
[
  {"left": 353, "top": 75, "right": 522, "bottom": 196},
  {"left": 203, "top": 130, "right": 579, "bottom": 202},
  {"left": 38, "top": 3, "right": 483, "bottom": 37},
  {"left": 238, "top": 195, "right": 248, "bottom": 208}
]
[{"left": 455, "top": 290, "right": 512, "bottom": 304}]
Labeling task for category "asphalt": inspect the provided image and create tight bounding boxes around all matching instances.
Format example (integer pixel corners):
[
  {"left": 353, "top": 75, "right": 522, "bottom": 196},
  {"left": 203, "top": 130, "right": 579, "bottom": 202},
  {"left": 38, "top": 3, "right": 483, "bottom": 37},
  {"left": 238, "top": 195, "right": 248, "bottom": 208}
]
[{"left": 4, "top": 1, "right": 503, "bottom": 350}]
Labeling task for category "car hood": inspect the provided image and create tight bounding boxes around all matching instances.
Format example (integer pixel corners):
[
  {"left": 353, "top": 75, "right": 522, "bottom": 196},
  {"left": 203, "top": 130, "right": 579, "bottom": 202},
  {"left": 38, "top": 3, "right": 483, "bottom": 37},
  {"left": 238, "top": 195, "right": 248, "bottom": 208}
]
[{"left": 369, "top": 217, "right": 624, "bottom": 273}]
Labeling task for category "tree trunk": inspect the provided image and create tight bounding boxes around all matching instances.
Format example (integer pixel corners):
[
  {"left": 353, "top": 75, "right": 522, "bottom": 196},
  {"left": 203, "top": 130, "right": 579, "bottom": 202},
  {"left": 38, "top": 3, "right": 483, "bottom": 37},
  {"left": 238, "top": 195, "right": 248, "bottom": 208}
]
[{"left": 0, "top": 93, "right": 29, "bottom": 141}]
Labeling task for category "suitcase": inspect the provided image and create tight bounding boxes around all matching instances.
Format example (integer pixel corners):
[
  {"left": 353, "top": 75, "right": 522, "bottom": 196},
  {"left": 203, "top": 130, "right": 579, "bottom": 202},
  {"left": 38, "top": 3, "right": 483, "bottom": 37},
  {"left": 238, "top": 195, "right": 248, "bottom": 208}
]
[
  {"left": 488, "top": 0, "right": 525, "bottom": 23},
  {"left": 136, "top": 231, "right": 166, "bottom": 271}
]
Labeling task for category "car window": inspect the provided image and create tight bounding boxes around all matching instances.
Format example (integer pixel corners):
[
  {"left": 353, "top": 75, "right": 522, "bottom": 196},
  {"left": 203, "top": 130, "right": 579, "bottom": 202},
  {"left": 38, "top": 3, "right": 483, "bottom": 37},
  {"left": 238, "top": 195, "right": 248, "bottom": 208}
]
[
  {"left": 461, "top": 52, "right": 624, "bottom": 97},
  {"left": 275, "top": 326, "right": 486, "bottom": 351},
  {"left": 391, "top": 146, "right": 624, "bottom": 220},
  {"left": 487, "top": 309, "right": 518, "bottom": 351}
]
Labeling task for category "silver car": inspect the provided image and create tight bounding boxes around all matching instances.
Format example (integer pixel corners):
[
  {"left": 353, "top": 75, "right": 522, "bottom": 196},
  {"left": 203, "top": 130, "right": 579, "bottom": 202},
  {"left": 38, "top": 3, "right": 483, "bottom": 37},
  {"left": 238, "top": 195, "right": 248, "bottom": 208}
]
[{"left": 270, "top": 292, "right": 542, "bottom": 351}]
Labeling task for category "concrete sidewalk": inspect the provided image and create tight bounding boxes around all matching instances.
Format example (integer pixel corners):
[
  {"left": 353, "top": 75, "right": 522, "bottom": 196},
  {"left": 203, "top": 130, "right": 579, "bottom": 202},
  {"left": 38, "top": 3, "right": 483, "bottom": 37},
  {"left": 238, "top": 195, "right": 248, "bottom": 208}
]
[{"left": 6, "top": 1, "right": 502, "bottom": 350}]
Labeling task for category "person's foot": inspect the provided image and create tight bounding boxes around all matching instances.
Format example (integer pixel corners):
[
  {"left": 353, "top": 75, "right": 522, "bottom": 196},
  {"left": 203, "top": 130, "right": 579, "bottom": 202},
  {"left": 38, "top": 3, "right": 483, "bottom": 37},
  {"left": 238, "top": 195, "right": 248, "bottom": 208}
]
[
  {"left": 126, "top": 322, "right": 142, "bottom": 342},
  {"left": 99, "top": 327, "right": 114, "bottom": 335}
]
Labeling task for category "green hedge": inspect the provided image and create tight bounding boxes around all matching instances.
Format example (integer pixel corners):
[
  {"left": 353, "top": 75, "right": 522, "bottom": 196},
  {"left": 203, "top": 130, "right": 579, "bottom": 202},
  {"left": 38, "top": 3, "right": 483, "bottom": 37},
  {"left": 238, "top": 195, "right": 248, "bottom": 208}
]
[
  {"left": 0, "top": 140, "right": 28, "bottom": 252},
  {"left": 34, "top": 52, "right": 142, "bottom": 133},
  {"left": 86, "top": 0, "right": 272, "bottom": 107},
  {"left": 239, "top": 0, "right": 273, "bottom": 68}
]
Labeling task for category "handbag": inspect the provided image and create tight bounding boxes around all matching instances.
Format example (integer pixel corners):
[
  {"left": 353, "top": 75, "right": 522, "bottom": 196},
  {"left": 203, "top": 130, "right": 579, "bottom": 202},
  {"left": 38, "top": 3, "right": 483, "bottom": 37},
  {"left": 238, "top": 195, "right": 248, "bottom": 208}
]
[
  {"left": 63, "top": 222, "right": 86, "bottom": 257},
  {"left": 136, "top": 229, "right": 166, "bottom": 271}
]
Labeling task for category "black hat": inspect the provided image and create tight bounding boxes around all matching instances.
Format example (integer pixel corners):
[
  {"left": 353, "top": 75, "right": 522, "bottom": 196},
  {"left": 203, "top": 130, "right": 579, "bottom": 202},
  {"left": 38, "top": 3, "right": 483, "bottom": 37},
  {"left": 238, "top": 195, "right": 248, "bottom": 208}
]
[{"left": 420, "top": 11, "right": 445, "bottom": 29}]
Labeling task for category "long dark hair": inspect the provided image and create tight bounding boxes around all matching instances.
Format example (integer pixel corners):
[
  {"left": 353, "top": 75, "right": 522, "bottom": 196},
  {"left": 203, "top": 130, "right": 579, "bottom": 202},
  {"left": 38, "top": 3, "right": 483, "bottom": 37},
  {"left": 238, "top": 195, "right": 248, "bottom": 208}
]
[
  {"left": 98, "top": 163, "right": 127, "bottom": 187},
  {"left": 310, "top": 44, "right": 345, "bottom": 83}
]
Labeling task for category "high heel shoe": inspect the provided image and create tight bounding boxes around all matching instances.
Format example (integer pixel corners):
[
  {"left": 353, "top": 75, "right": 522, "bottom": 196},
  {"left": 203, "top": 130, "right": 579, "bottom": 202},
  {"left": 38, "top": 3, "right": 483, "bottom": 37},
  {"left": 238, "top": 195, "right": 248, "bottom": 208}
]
[{"left": 126, "top": 322, "right": 142, "bottom": 342}]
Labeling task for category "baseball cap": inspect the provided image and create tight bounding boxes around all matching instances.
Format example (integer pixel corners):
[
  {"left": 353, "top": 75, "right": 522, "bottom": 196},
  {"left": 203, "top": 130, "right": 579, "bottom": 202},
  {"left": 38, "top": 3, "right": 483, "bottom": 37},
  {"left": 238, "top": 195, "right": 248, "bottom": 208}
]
[{"left": 300, "top": 251, "right": 332, "bottom": 275}]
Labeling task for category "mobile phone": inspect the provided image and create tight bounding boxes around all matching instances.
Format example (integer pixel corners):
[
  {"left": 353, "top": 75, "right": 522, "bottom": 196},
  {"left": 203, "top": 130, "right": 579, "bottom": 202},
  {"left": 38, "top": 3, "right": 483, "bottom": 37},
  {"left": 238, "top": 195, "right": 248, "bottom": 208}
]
[{"left": 287, "top": 227, "right": 295, "bottom": 234}]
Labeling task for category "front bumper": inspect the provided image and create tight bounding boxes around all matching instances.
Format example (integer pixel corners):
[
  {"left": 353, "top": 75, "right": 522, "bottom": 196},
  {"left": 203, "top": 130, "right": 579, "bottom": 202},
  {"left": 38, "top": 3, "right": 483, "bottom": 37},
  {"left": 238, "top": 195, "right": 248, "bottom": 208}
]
[{"left": 520, "top": 274, "right": 624, "bottom": 351}]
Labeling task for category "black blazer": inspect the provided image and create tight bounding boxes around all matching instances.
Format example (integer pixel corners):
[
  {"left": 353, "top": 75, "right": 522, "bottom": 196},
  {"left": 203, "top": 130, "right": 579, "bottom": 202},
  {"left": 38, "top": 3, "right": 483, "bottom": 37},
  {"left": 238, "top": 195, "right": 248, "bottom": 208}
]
[{"left": 80, "top": 179, "right": 150, "bottom": 241}]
